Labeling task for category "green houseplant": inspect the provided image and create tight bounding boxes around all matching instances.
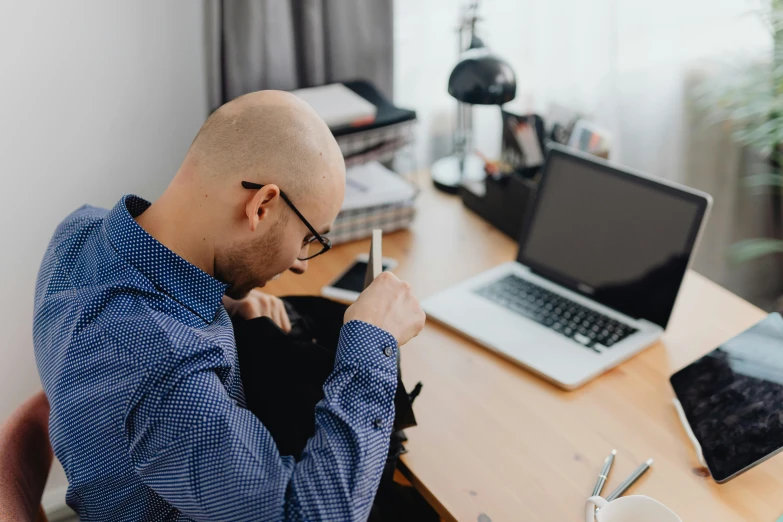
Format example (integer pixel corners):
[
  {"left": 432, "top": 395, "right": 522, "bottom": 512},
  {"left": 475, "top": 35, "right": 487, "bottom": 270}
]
[{"left": 696, "top": 0, "right": 783, "bottom": 263}]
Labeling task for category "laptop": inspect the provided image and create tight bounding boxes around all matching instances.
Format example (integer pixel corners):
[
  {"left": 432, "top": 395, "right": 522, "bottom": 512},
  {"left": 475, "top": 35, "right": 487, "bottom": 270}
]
[{"left": 422, "top": 145, "right": 712, "bottom": 389}]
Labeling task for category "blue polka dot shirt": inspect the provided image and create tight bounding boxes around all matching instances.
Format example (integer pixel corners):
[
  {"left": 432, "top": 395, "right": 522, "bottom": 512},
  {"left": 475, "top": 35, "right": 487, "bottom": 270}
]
[{"left": 33, "top": 195, "right": 399, "bottom": 521}]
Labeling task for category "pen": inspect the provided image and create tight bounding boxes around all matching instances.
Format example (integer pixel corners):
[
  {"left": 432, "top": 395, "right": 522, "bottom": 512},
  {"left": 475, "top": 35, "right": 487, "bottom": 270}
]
[
  {"left": 605, "top": 458, "right": 653, "bottom": 501},
  {"left": 591, "top": 449, "right": 616, "bottom": 497}
]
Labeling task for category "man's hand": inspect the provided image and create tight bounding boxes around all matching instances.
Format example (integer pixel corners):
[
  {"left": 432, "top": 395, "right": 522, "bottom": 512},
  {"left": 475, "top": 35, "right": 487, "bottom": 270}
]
[
  {"left": 222, "top": 289, "right": 292, "bottom": 332},
  {"left": 344, "top": 272, "right": 425, "bottom": 346}
]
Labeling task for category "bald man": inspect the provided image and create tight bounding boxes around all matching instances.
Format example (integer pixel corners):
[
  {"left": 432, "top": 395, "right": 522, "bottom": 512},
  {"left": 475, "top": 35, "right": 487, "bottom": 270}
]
[{"left": 33, "top": 91, "right": 425, "bottom": 522}]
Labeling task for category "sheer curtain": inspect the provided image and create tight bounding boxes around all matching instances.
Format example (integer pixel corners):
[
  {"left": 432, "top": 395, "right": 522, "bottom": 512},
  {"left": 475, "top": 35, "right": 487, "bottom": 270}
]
[{"left": 395, "top": 0, "right": 768, "bottom": 175}]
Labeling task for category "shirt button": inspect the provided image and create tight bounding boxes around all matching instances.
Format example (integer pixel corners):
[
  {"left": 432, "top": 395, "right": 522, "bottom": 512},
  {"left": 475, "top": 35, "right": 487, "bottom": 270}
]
[
  {"left": 383, "top": 346, "right": 394, "bottom": 357},
  {"left": 373, "top": 418, "right": 384, "bottom": 429}
]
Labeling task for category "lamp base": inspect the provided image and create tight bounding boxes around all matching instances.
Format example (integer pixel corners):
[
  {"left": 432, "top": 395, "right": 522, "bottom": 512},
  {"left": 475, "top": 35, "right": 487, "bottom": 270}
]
[{"left": 431, "top": 154, "right": 486, "bottom": 195}]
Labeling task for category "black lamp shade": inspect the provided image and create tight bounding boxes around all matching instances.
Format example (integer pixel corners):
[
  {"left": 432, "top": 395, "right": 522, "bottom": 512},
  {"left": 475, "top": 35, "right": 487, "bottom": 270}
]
[{"left": 447, "top": 48, "right": 516, "bottom": 105}]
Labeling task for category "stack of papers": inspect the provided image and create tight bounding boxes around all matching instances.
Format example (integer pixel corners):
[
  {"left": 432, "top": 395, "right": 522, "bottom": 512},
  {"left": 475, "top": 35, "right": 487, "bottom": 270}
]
[
  {"left": 331, "top": 162, "right": 417, "bottom": 245},
  {"left": 343, "top": 161, "right": 417, "bottom": 211}
]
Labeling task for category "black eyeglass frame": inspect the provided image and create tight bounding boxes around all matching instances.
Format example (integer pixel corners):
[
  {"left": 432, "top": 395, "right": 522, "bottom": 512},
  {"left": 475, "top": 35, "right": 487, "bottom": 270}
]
[{"left": 241, "top": 181, "right": 332, "bottom": 260}]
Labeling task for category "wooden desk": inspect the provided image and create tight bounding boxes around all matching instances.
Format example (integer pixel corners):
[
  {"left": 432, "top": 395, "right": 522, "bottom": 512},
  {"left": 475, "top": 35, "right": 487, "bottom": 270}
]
[{"left": 263, "top": 175, "right": 779, "bottom": 522}]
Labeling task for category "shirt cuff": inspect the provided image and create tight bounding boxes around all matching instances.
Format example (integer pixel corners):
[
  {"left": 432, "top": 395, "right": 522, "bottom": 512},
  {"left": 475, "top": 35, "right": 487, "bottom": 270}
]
[{"left": 335, "top": 320, "right": 398, "bottom": 373}]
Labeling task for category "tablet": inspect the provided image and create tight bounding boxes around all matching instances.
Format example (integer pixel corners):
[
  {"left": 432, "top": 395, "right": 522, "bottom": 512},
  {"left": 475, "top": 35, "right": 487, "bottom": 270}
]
[{"left": 670, "top": 313, "right": 783, "bottom": 483}]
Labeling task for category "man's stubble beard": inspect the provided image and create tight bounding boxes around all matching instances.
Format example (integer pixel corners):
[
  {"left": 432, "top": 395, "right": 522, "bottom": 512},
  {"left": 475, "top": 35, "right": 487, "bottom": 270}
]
[{"left": 217, "top": 225, "right": 286, "bottom": 299}]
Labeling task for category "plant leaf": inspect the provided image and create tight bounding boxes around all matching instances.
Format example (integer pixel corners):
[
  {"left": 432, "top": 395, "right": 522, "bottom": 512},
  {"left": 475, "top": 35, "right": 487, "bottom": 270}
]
[
  {"left": 744, "top": 173, "right": 783, "bottom": 188},
  {"left": 742, "top": 172, "right": 783, "bottom": 188},
  {"left": 729, "top": 238, "right": 783, "bottom": 264}
]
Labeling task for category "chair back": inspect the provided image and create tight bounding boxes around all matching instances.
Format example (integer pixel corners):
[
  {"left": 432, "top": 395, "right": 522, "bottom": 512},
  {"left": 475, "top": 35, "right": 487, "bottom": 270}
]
[{"left": 0, "top": 391, "right": 53, "bottom": 522}]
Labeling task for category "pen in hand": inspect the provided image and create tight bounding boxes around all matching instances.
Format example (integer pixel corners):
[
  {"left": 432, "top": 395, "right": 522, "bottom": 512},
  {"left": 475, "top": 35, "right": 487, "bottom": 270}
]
[{"left": 592, "top": 449, "right": 616, "bottom": 497}]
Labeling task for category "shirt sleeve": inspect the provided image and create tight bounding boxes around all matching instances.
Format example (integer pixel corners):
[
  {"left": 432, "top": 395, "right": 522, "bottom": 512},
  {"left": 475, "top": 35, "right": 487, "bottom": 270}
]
[{"left": 123, "top": 320, "right": 398, "bottom": 522}]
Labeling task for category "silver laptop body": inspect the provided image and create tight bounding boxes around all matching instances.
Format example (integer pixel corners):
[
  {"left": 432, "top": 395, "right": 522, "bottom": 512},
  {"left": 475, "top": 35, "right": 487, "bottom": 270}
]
[{"left": 423, "top": 145, "right": 712, "bottom": 389}]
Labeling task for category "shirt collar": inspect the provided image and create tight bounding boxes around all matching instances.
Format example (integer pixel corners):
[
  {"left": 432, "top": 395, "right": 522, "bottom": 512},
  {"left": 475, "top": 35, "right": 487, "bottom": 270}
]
[{"left": 105, "top": 195, "right": 228, "bottom": 323}]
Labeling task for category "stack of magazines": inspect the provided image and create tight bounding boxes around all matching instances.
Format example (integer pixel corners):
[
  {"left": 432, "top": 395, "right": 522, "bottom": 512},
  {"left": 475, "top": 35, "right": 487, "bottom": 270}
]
[{"left": 330, "top": 162, "right": 418, "bottom": 245}]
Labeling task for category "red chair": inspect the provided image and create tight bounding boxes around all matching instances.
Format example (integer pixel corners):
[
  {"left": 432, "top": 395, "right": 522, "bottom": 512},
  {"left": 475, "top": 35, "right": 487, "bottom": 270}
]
[{"left": 0, "top": 391, "right": 53, "bottom": 522}]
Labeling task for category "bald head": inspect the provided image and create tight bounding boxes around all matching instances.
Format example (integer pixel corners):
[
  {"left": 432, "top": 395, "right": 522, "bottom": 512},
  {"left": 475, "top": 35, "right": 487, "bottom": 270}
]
[
  {"left": 136, "top": 90, "right": 347, "bottom": 295},
  {"left": 186, "top": 90, "right": 344, "bottom": 197}
]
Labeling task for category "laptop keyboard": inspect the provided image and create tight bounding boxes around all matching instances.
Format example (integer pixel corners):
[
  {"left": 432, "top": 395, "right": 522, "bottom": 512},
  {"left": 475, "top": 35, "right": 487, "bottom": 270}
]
[{"left": 475, "top": 275, "right": 638, "bottom": 353}]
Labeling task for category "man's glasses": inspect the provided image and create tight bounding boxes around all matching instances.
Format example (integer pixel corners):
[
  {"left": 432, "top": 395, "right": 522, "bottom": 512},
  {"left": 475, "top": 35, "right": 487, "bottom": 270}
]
[{"left": 241, "top": 181, "right": 332, "bottom": 261}]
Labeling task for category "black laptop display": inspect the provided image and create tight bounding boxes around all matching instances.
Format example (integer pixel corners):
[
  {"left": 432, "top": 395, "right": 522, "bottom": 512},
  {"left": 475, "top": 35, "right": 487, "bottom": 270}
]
[{"left": 517, "top": 148, "right": 710, "bottom": 329}]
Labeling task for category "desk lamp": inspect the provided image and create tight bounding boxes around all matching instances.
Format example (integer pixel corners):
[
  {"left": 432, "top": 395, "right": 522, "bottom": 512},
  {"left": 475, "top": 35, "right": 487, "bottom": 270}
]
[{"left": 431, "top": 1, "right": 517, "bottom": 194}]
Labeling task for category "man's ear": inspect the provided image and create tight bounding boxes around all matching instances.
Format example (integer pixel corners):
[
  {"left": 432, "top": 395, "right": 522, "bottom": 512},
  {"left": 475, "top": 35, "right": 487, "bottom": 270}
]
[{"left": 244, "top": 185, "right": 280, "bottom": 232}]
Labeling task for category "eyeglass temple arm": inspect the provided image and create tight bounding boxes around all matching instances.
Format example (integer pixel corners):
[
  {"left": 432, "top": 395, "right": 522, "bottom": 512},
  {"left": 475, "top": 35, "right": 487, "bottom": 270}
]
[{"left": 241, "top": 181, "right": 326, "bottom": 245}]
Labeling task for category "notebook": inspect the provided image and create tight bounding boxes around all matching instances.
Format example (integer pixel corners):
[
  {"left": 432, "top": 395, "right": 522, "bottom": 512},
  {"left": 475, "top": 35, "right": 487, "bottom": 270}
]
[{"left": 292, "top": 83, "right": 377, "bottom": 128}]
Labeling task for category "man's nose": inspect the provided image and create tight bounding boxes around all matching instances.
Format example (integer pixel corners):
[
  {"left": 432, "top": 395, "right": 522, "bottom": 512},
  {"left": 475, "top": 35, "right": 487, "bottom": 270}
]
[{"left": 290, "top": 259, "right": 308, "bottom": 275}]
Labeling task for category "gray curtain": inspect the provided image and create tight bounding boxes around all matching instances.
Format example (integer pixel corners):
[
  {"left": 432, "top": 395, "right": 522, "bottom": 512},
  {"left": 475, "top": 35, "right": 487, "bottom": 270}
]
[{"left": 205, "top": 0, "right": 394, "bottom": 110}]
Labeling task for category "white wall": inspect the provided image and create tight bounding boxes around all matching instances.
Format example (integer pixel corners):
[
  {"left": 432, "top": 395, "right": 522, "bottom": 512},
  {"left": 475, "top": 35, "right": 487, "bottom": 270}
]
[{"left": 0, "top": 0, "right": 208, "bottom": 503}]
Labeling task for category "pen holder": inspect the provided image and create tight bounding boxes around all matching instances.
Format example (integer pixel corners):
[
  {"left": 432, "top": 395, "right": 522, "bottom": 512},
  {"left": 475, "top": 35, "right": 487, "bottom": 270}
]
[{"left": 459, "top": 172, "right": 537, "bottom": 240}]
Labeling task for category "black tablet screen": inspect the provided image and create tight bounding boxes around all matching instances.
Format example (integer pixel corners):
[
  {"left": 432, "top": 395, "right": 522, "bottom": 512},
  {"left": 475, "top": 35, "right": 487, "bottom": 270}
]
[{"left": 670, "top": 313, "right": 783, "bottom": 482}]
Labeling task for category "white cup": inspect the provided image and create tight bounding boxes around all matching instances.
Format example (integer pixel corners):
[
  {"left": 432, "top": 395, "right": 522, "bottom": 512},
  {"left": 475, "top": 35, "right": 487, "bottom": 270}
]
[{"left": 585, "top": 495, "right": 682, "bottom": 522}]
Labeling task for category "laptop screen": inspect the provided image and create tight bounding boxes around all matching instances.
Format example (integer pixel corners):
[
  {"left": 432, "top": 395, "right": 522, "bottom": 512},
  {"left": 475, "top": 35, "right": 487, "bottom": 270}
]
[{"left": 517, "top": 148, "right": 709, "bottom": 329}]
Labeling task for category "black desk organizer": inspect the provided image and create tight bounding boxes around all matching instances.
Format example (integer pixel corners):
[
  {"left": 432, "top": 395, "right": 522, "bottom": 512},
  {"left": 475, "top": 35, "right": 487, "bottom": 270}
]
[
  {"left": 460, "top": 110, "right": 545, "bottom": 240},
  {"left": 460, "top": 171, "right": 538, "bottom": 241}
]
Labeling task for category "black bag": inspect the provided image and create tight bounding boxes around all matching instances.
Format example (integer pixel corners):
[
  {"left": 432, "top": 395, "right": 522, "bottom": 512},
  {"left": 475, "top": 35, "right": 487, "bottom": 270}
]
[{"left": 233, "top": 296, "right": 434, "bottom": 522}]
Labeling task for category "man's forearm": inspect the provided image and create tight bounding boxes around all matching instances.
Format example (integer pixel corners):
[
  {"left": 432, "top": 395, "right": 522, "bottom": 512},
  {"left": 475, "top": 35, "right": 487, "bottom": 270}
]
[
  {"left": 129, "top": 321, "right": 399, "bottom": 521},
  {"left": 284, "top": 320, "right": 399, "bottom": 521}
]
